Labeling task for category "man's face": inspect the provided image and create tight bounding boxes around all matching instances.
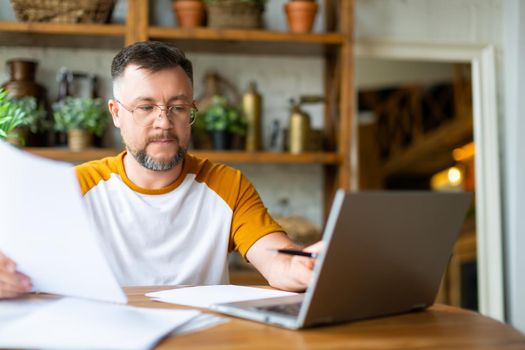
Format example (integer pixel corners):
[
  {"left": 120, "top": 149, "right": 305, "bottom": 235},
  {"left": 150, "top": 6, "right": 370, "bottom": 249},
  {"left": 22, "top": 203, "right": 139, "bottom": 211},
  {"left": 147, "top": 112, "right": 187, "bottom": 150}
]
[{"left": 109, "top": 65, "right": 193, "bottom": 171}]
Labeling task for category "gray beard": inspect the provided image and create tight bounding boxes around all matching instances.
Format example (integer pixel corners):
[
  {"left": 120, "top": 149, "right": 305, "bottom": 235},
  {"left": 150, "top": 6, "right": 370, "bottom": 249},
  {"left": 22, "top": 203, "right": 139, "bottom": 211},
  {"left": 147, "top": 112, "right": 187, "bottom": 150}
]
[{"left": 128, "top": 145, "right": 187, "bottom": 171}]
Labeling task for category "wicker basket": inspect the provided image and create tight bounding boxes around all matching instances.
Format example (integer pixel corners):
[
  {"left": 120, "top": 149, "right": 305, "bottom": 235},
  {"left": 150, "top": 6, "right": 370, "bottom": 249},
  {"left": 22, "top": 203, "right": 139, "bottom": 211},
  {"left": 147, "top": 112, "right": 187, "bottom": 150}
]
[
  {"left": 10, "top": 0, "right": 115, "bottom": 23},
  {"left": 206, "top": 0, "right": 263, "bottom": 29}
]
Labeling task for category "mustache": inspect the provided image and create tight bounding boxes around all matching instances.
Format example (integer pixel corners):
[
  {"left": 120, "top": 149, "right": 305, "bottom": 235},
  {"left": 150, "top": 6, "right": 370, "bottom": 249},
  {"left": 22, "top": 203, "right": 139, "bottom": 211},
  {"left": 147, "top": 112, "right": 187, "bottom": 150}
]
[{"left": 147, "top": 133, "right": 179, "bottom": 143}]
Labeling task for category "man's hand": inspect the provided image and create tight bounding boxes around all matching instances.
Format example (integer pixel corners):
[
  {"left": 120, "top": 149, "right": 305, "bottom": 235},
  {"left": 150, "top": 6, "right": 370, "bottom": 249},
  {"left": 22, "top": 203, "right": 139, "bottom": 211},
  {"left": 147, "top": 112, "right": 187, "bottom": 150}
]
[
  {"left": 283, "top": 241, "right": 324, "bottom": 290},
  {"left": 0, "top": 251, "right": 32, "bottom": 299},
  {"left": 246, "top": 232, "right": 324, "bottom": 292}
]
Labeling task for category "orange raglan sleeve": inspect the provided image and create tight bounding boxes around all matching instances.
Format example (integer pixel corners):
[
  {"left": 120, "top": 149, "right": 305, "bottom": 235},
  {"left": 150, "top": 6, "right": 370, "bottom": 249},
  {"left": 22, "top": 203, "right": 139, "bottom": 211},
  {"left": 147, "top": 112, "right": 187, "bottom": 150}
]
[
  {"left": 230, "top": 173, "right": 283, "bottom": 258},
  {"left": 74, "top": 152, "right": 124, "bottom": 196}
]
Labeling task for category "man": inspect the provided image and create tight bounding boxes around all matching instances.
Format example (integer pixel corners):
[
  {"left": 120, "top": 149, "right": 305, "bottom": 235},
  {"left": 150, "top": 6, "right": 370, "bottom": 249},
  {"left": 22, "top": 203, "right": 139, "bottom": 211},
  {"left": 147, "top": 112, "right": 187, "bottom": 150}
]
[{"left": 0, "top": 41, "right": 321, "bottom": 299}]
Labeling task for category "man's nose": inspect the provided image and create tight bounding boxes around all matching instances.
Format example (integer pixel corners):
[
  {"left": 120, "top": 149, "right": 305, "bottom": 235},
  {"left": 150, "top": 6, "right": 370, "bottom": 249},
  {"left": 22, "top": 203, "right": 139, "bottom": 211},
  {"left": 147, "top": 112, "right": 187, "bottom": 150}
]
[{"left": 153, "top": 108, "right": 173, "bottom": 128}]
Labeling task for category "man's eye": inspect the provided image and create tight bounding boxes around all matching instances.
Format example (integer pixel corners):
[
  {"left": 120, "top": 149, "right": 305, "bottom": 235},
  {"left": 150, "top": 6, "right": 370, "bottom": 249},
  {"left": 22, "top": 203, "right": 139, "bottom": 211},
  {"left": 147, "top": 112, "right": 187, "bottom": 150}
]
[
  {"left": 171, "top": 105, "right": 189, "bottom": 113},
  {"left": 137, "top": 105, "right": 155, "bottom": 112}
]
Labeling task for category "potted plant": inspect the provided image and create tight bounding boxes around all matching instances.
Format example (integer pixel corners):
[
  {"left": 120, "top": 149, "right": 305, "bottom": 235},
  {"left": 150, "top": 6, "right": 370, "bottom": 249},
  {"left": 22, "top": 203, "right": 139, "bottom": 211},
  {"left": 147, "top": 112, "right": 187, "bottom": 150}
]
[
  {"left": 284, "top": 0, "right": 318, "bottom": 33},
  {"left": 204, "top": 0, "right": 266, "bottom": 29},
  {"left": 0, "top": 89, "right": 47, "bottom": 146},
  {"left": 11, "top": 96, "right": 49, "bottom": 146},
  {"left": 53, "top": 97, "right": 110, "bottom": 151},
  {"left": 192, "top": 109, "right": 212, "bottom": 149},
  {"left": 227, "top": 104, "right": 247, "bottom": 150},
  {"left": 0, "top": 89, "right": 28, "bottom": 145},
  {"left": 172, "top": 0, "right": 205, "bottom": 28},
  {"left": 203, "top": 95, "right": 246, "bottom": 150}
]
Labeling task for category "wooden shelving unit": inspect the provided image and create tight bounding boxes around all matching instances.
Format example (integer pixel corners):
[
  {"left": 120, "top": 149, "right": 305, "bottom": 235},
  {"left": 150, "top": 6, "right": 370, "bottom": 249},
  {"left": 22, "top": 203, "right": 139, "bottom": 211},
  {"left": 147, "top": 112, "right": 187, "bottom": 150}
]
[
  {"left": 25, "top": 148, "right": 341, "bottom": 165},
  {"left": 148, "top": 26, "right": 345, "bottom": 55},
  {"left": 191, "top": 151, "right": 341, "bottom": 164},
  {"left": 149, "top": 26, "right": 345, "bottom": 44},
  {"left": 0, "top": 21, "right": 126, "bottom": 48},
  {"left": 0, "top": 21, "right": 125, "bottom": 35},
  {"left": 24, "top": 148, "right": 122, "bottom": 163},
  {"left": 0, "top": 0, "right": 354, "bottom": 214}
]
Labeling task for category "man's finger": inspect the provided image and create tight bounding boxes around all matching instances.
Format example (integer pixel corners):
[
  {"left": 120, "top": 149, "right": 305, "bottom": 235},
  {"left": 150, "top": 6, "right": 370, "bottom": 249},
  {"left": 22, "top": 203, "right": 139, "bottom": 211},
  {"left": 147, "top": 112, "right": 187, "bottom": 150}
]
[
  {"left": 0, "top": 252, "right": 16, "bottom": 272},
  {"left": 0, "top": 286, "right": 23, "bottom": 299},
  {"left": 303, "top": 241, "right": 325, "bottom": 254},
  {"left": 291, "top": 260, "right": 313, "bottom": 288},
  {"left": 0, "top": 271, "right": 31, "bottom": 292},
  {"left": 15, "top": 271, "right": 31, "bottom": 281},
  {"left": 293, "top": 256, "right": 315, "bottom": 270},
  {"left": 15, "top": 272, "right": 32, "bottom": 291}
]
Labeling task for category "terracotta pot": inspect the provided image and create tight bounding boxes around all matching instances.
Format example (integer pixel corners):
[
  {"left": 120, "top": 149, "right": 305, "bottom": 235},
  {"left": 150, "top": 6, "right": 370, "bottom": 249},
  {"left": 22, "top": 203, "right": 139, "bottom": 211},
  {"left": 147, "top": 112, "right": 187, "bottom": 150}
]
[
  {"left": 284, "top": 1, "right": 319, "bottom": 33},
  {"left": 172, "top": 0, "right": 205, "bottom": 28},
  {"left": 67, "top": 129, "right": 92, "bottom": 152}
]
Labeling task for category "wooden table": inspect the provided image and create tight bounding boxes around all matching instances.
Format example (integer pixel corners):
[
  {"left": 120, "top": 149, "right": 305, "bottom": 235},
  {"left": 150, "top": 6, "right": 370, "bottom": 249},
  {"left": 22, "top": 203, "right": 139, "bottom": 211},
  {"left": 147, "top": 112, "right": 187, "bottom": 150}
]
[{"left": 126, "top": 286, "right": 525, "bottom": 349}]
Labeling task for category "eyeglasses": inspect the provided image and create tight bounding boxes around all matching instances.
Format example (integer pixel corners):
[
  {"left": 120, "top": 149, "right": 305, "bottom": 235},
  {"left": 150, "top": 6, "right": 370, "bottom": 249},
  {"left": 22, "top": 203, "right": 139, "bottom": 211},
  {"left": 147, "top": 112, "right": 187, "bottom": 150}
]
[{"left": 116, "top": 99, "right": 198, "bottom": 127}]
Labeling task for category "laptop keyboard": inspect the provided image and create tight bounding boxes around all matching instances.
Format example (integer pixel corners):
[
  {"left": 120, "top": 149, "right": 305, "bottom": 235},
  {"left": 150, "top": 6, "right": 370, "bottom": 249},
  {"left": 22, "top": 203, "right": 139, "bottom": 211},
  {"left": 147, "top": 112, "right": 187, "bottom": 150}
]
[{"left": 255, "top": 302, "right": 302, "bottom": 317}]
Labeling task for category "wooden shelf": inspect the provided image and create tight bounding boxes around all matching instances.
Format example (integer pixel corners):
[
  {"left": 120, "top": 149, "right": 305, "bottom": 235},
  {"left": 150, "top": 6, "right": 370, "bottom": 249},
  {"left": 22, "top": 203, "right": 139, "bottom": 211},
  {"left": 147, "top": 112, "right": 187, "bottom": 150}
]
[
  {"left": 0, "top": 20, "right": 344, "bottom": 55},
  {"left": 24, "top": 147, "right": 341, "bottom": 165},
  {"left": 0, "top": 21, "right": 125, "bottom": 48},
  {"left": 25, "top": 147, "right": 122, "bottom": 163},
  {"left": 149, "top": 26, "right": 344, "bottom": 55},
  {"left": 0, "top": 21, "right": 125, "bottom": 35},
  {"left": 149, "top": 26, "right": 344, "bottom": 44},
  {"left": 192, "top": 151, "right": 341, "bottom": 164}
]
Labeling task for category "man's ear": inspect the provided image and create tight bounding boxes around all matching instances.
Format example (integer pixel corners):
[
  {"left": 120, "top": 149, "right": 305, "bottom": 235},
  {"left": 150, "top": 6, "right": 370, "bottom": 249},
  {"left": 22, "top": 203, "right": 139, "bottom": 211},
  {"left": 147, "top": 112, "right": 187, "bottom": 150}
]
[{"left": 108, "top": 99, "right": 121, "bottom": 128}]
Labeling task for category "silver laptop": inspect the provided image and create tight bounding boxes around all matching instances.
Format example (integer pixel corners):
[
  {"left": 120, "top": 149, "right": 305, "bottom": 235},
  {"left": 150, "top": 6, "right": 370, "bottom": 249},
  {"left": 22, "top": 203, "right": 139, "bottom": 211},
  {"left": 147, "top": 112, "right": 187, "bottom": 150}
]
[{"left": 211, "top": 190, "right": 472, "bottom": 329}]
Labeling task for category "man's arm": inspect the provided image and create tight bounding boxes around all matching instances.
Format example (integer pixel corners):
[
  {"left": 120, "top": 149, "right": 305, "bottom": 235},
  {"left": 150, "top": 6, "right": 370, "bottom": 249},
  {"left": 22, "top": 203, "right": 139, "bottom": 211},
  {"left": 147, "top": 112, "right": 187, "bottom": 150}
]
[{"left": 246, "top": 232, "right": 323, "bottom": 292}]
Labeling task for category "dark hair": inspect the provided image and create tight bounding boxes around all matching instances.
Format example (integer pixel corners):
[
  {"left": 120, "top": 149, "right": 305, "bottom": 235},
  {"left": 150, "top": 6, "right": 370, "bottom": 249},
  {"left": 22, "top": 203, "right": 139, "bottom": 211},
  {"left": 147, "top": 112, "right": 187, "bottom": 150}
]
[{"left": 111, "top": 41, "right": 193, "bottom": 85}]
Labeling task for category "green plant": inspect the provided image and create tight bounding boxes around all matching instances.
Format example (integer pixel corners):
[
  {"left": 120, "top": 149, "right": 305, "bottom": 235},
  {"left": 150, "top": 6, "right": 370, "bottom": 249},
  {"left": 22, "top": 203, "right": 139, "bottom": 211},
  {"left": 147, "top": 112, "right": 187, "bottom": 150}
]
[
  {"left": 203, "top": 95, "right": 246, "bottom": 135},
  {"left": 0, "top": 89, "right": 30, "bottom": 141},
  {"left": 11, "top": 96, "right": 48, "bottom": 134},
  {"left": 227, "top": 109, "right": 247, "bottom": 136},
  {"left": 53, "top": 97, "right": 110, "bottom": 137}
]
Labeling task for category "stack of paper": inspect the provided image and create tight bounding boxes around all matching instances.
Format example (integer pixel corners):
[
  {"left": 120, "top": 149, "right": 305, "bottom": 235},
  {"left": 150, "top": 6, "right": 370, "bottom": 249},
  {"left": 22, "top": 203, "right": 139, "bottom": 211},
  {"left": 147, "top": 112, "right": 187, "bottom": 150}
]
[
  {"left": 0, "top": 298, "right": 55, "bottom": 324},
  {"left": 0, "top": 133, "right": 229, "bottom": 349},
  {"left": 0, "top": 297, "right": 201, "bottom": 350},
  {"left": 172, "top": 313, "right": 228, "bottom": 335},
  {"left": 0, "top": 141, "right": 126, "bottom": 304},
  {"left": 146, "top": 285, "right": 297, "bottom": 308}
]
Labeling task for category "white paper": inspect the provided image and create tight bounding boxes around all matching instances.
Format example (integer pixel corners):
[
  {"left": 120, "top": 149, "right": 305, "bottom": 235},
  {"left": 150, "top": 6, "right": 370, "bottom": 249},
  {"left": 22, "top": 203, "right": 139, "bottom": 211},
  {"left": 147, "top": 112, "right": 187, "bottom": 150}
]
[
  {"left": 0, "top": 297, "right": 200, "bottom": 350},
  {"left": 172, "top": 313, "right": 228, "bottom": 335},
  {"left": 0, "top": 297, "right": 55, "bottom": 325},
  {"left": 0, "top": 142, "right": 126, "bottom": 303},
  {"left": 146, "top": 285, "right": 297, "bottom": 308}
]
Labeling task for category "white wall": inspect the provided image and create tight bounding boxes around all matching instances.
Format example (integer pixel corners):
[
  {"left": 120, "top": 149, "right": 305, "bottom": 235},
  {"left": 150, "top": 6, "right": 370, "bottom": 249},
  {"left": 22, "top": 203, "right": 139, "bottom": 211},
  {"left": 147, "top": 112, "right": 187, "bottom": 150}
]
[
  {"left": 502, "top": 0, "right": 525, "bottom": 333},
  {"left": 356, "top": 58, "right": 453, "bottom": 89},
  {"left": 356, "top": 0, "right": 502, "bottom": 45}
]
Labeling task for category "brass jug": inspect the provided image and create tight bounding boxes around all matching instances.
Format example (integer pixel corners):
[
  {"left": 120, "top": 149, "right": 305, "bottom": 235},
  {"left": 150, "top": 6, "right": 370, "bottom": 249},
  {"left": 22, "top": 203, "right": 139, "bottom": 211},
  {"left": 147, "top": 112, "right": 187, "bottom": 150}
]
[
  {"left": 242, "top": 81, "right": 262, "bottom": 151},
  {"left": 2, "top": 59, "right": 43, "bottom": 98},
  {"left": 288, "top": 99, "right": 311, "bottom": 154}
]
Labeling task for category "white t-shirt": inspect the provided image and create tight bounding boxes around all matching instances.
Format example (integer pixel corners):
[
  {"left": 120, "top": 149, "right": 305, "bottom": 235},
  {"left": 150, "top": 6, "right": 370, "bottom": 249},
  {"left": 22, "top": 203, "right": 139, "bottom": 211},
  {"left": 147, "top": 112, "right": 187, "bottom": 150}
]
[{"left": 75, "top": 152, "right": 281, "bottom": 287}]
